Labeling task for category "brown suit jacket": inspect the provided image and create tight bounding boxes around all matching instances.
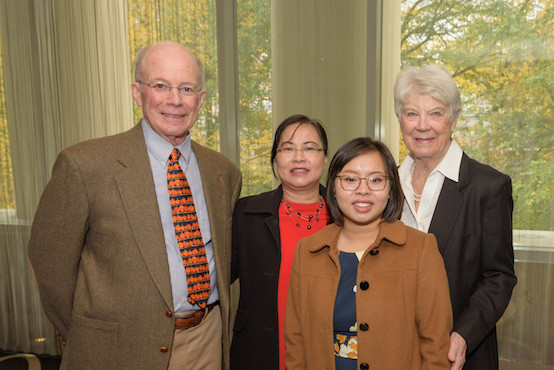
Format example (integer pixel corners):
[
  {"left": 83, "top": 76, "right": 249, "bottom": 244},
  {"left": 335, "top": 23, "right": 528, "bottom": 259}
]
[
  {"left": 28, "top": 123, "right": 241, "bottom": 369},
  {"left": 285, "top": 220, "right": 453, "bottom": 370}
]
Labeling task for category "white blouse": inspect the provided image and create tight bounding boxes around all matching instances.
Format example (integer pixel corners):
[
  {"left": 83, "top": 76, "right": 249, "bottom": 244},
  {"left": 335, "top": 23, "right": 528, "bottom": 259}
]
[{"left": 398, "top": 140, "right": 463, "bottom": 233}]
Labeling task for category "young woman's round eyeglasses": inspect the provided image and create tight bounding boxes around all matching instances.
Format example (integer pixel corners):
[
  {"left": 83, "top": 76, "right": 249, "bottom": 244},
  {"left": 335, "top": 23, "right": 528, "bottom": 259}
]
[{"left": 336, "top": 175, "right": 389, "bottom": 191}]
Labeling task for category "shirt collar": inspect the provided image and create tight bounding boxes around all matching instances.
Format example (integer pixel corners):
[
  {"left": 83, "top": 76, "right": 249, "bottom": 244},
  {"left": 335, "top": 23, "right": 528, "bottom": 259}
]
[
  {"left": 141, "top": 119, "right": 192, "bottom": 166},
  {"left": 398, "top": 140, "right": 463, "bottom": 183},
  {"left": 308, "top": 220, "right": 407, "bottom": 254},
  {"left": 435, "top": 140, "right": 463, "bottom": 182}
]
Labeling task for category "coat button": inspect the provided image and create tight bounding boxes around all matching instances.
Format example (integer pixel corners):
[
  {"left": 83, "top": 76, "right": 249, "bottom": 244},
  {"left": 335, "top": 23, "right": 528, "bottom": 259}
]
[
  {"left": 369, "top": 248, "right": 379, "bottom": 255},
  {"left": 165, "top": 310, "right": 173, "bottom": 317},
  {"left": 360, "top": 363, "right": 369, "bottom": 369},
  {"left": 359, "top": 323, "right": 369, "bottom": 331},
  {"left": 359, "top": 281, "right": 369, "bottom": 290},
  {"left": 160, "top": 346, "right": 169, "bottom": 352}
]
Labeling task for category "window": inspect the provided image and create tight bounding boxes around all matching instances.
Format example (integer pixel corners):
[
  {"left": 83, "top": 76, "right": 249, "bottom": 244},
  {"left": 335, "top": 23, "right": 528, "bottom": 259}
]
[
  {"left": 237, "top": 0, "right": 272, "bottom": 196},
  {"left": 0, "top": 33, "right": 15, "bottom": 221},
  {"left": 127, "top": 0, "right": 220, "bottom": 149},
  {"left": 400, "top": 0, "right": 552, "bottom": 232},
  {"left": 127, "top": 0, "right": 273, "bottom": 197}
]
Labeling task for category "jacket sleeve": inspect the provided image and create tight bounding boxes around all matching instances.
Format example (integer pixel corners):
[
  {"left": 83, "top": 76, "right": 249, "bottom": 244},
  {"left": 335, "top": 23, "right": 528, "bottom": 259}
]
[
  {"left": 416, "top": 233, "right": 453, "bottom": 369},
  {"left": 454, "top": 174, "right": 517, "bottom": 353},
  {"left": 28, "top": 150, "right": 89, "bottom": 339},
  {"left": 284, "top": 240, "right": 307, "bottom": 369}
]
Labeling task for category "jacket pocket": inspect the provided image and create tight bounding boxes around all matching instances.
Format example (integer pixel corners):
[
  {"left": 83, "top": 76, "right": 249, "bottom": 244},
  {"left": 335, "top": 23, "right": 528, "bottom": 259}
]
[{"left": 62, "top": 313, "right": 119, "bottom": 369}]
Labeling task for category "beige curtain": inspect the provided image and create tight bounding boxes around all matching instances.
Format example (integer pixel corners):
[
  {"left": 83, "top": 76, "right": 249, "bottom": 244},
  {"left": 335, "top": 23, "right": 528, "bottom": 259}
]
[
  {"left": 270, "top": 0, "right": 400, "bottom": 174},
  {"left": 0, "top": 0, "right": 132, "bottom": 355}
]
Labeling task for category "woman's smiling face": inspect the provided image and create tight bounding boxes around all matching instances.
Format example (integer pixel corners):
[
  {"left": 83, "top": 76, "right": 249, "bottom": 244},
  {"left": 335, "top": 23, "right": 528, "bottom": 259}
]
[
  {"left": 275, "top": 123, "right": 328, "bottom": 194},
  {"left": 334, "top": 150, "right": 390, "bottom": 227},
  {"left": 400, "top": 93, "right": 457, "bottom": 167}
]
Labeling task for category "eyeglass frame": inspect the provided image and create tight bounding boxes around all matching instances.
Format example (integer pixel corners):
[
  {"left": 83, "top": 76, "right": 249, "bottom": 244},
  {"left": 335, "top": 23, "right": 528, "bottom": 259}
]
[
  {"left": 136, "top": 81, "right": 201, "bottom": 96},
  {"left": 335, "top": 174, "right": 390, "bottom": 191},
  {"left": 276, "top": 146, "right": 324, "bottom": 156}
]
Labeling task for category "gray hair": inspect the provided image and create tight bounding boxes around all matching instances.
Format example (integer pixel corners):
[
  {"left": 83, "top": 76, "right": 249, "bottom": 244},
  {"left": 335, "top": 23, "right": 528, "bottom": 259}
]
[
  {"left": 134, "top": 41, "right": 205, "bottom": 90},
  {"left": 393, "top": 64, "right": 461, "bottom": 123}
]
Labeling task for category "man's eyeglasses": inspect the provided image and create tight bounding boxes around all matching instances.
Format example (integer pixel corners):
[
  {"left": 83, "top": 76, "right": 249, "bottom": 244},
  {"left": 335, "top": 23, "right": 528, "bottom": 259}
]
[
  {"left": 276, "top": 145, "right": 324, "bottom": 156},
  {"left": 336, "top": 175, "right": 389, "bottom": 191},
  {"left": 137, "top": 81, "right": 199, "bottom": 97}
]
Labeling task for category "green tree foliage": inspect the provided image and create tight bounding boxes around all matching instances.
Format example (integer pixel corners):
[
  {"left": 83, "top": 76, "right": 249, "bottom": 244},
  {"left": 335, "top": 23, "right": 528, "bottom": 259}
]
[
  {"left": 127, "top": 0, "right": 220, "bottom": 149},
  {"left": 127, "top": 0, "right": 273, "bottom": 197},
  {"left": 237, "top": 0, "right": 272, "bottom": 196},
  {"left": 0, "top": 35, "right": 15, "bottom": 210},
  {"left": 401, "top": 0, "right": 553, "bottom": 230}
]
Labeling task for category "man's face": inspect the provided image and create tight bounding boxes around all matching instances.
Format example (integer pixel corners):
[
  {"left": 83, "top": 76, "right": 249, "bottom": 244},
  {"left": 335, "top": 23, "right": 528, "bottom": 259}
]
[{"left": 131, "top": 43, "right": 206, "bottom": 146}]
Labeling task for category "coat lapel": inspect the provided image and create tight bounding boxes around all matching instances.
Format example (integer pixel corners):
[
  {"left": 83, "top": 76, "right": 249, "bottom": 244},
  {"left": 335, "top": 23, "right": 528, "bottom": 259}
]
[
  {"left": 192, "top": 142, "right": 227, "bottom": 249},
  {"left": 246, "top": 186, "right": 283, "bottom": 253},
  {"left": 429, "top": 154, "right": 469, "bottom": 256},
  {"left": 242, "top": 184, "right": 327, "bottom": 255},
  {"left": 191, "top": 142, "right": 232, "bottom": 298},
  {"left": 113, "top": 125, "right": 173, "bottom": 309},
  {"left": 265, "top": 214, "right": 281, "bottom": 253}
]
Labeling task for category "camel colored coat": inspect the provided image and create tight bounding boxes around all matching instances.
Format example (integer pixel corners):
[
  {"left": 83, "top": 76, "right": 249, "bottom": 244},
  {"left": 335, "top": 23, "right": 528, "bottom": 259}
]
[
  {"left": 28, "top": 124, "right": 241, "bottom": 369},
  {"left": 285, "top": 220, "right": 452, "bottom": 370}
]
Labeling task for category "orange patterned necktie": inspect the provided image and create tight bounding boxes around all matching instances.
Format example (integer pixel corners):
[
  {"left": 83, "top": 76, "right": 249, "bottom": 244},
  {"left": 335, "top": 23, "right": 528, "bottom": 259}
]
[{"left": 167, "top": 148, "right": 210, "bottom": 309}]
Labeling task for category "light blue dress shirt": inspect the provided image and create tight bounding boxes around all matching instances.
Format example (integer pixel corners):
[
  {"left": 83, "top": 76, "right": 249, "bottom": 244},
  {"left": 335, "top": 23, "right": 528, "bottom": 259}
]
[{"left": 142, "top": 120, "right": 219, "bottom": 313}]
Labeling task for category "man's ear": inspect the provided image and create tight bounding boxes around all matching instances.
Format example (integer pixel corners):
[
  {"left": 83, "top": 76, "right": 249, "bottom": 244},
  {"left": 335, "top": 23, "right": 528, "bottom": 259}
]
[{"left": 131, "top": 82, "right": 143, "bottom": 106}]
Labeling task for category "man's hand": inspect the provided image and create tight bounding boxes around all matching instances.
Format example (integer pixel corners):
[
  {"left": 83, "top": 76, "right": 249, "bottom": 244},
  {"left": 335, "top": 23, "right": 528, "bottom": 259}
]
[{"left": 449, "top": 331, "right": 467, "bottom": 370}]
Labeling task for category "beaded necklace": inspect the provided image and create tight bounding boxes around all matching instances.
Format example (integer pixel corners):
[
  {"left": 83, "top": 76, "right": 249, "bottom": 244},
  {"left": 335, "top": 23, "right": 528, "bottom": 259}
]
[
  {"left": 411, "top": 162, "right": 422, "bottom": 202},
  {"left": 280, "top": 197, "right": 325, "bottom": 230}
]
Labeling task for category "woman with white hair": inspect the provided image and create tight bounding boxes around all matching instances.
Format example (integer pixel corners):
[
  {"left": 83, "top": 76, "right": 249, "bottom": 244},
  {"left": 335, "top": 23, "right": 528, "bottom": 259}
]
[{"left": 394, "top": 64, "right": 517, "bottom": 370}]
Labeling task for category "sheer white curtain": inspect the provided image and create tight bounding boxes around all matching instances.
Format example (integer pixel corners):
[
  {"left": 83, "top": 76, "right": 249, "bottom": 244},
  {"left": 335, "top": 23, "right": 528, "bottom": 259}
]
[{"left": 0, "top": 0, "right": 132, "bottom": 355}]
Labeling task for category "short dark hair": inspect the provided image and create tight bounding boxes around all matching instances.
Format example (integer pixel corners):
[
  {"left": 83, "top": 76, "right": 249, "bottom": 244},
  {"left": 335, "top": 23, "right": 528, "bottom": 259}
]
[
  {"left": 271, "top": 114, "right": 328, "bottom": 177},
  {"left": 325, "top": 137, "right": 404, "bottom": 225}
]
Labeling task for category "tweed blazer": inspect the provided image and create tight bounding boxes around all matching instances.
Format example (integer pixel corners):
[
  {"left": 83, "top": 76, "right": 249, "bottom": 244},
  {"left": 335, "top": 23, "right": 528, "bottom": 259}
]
[
  {"left": 28, "top": 123, "right": 242, "bottom": 370},
  {"left": 230, "top": 184, "right": 326, "bottom": 369},
  {"left": 428, "top": 153, "right": 517, "bottom": 370},
  {"left": 285, "top": 220, "right": 453, "bottom": 370}
]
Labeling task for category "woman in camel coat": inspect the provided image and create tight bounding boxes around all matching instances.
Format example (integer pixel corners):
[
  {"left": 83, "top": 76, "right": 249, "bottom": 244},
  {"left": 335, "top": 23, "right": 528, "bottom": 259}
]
[{"left": 285, "top": 138, "right": 452, "bottom": 370}]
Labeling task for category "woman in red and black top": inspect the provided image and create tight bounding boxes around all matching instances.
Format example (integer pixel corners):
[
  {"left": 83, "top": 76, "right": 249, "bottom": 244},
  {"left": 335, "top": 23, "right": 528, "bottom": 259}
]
[{"left": 231, "top": 114, "right": 329, "bottom": 369}]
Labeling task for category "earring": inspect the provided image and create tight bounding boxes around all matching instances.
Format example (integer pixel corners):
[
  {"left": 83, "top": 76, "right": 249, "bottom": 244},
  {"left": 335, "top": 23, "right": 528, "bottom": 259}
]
[{"left": 450, "top": 131, "right": 455, "bottom": 140}]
